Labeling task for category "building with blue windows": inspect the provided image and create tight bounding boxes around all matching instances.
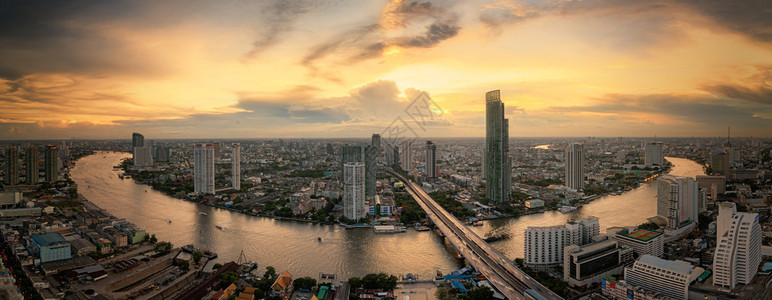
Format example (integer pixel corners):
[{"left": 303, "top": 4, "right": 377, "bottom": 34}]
[{"left": 29, "top": 232, "right": 71, "bottom": 263}]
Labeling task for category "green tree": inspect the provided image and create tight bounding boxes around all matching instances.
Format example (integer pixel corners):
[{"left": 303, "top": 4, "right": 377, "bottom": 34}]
[
  {"left": 176, "top": 260, "right": 189, "bottom": 272},
  {"left": 264, "top": 266, "right": 277, "bottom": 280},
  {"left": 192, "top": 251, "right": 203, "bottom": 265},
  {"left": 220, "top": 271, "right": 239, "bottom": 286},
  {"left": 460, "top": 286, "right": 494, "bottom": 300},
  {"left": 348, "top": 277, "right": 362, "bottom": 290},
  {"left": 293, "top": 277, "right": 317, "bottom": 290},
  {"left": 213, "top": 263, "right": 223, "bottom": 270},
  {"left": 435, "top": 286, "right": 452, "bottom": 300},
  {"left": 149, "top": 234, "right": 158, "bottom": 243}
]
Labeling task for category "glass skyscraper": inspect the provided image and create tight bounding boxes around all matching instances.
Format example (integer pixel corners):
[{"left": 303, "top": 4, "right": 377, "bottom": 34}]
[{"left": 484, "top": 90, "right": 511, "bottom": 203}]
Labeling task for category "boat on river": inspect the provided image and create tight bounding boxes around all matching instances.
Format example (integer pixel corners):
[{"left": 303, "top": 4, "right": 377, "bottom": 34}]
[{"left": 199, "top": 212, "right": 207, "bottom": 216}]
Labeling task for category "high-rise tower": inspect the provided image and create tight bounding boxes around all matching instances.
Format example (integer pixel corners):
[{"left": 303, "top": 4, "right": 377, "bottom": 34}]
[
  {"left": 565, "top": 143, "right": 585, "bottom": 190},
  {"left": 343, "top": 162, "right": 366, "bottom": 220},
  {"left": 44, "top": 145, "right": 58, "bottom": 183},
  {"left": 425, "top": 141, "right": 437, "bottom": 179},
  {"left": 4, "top": 146, "right": 19, "bottom": 185},
  {"left": 232, "top": 143, "right": 241, "bottom": 191},
  {"left": 25, "top": 145, "right": 39, "bottom": 184},
  {"left": 132, "top": 132, "right": 144, "bottom": 148},
  {"left": 194, "top": 143, "right": 215, "bottom": 194},
  {"left": 484, "top": 90, "right": 511, "bottom": 203}
]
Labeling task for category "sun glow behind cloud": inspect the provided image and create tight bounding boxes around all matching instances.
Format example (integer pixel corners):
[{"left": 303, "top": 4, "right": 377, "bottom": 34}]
[{"left": 0, "top": 0, "right": 771, "bottom": 139}]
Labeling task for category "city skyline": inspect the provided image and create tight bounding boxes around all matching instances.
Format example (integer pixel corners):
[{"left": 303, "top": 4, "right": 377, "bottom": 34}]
[{"left": 0, "top": 1, "right": 771, "bottom": 140}]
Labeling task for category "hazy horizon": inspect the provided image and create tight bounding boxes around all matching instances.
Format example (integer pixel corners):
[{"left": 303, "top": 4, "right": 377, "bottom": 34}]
[{"left": 1, "top": 0, "right": 771, "bottom": 140}]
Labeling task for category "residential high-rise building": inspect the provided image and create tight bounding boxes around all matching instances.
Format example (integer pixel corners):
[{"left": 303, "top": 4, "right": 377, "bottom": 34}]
[
  {"left": 343, "top": 162, "right": 365, "bottom": 221},
  {"left": 4, "top": 146, "right": 19, "bottom": 185},
  {"left": 713, "top": 212, "right": 762, "bottom": 289},
  {"left": 212, "top": 142, "right": 221, "bottom": 160},
  {"left": 371, "top": 134, "right": 381, "bottom": 151},
  {"left": 25, "top": 145, "right": 39, "bottom": 184},
  {"left": 155, "top": 147, "right": 171, "bottom": 162},
  {"left": 365, "top": 145, "right": 377, "bottom": 197},
  {"left": 133, "top": 147, "right": 154, "bottom": 167},
  {"left": 644, "top": 142, "right": 664, "bottom": 166},
  {"left": 194, "top": 143, "right": 215, "bottom": 194},
  {"left": 624, "top": 255, "right": 698, "bottom": 300},
  {"left": 132, "top": 132, "right": 144, "bottom": 148},
  {"left": 524, "top": 225, "right": 568, "bottom": 269},
  {"left": 59, "top": 140, "right": 69, "bottom": 161},
  {"left": 326, "top": 143, "right": 335, "bottom": 156},
  {"left": 484, "top": 90, "right": 511, "bottom": 203},
  {"left": 696, "top": 175, "right": 726, "bottom": 195},
  {"left": 232, "top": 143, "right": 240, "bottom": 191},
  {"left": 656, "top": 175, "right": 698, "bottom": 231},
  {"left": 44, "top": 145, "right": 58, "bottom": 183},
  {"left": 425, "top": 141, "right": 437, "bottom": 179},
  {"left": 710, "top": 149, "right": 731, "bottom": 176},
  {"left": 401, "top": 141, "right": 412, "bottom": 172},
  {"left": 565, "top": 143, "right": 584, "bottom": 190},
  {"left": 524, "top": 216, "right": 600, "bottom": 269},
  {"left": 341, "top": 145, "right": 376, "bottom": 197},
  {"left": 717, "top": 202, "right": 736, "bottom": 239},
  {"left": 607, "top": 227, "right": 664, "bottom": 258}
]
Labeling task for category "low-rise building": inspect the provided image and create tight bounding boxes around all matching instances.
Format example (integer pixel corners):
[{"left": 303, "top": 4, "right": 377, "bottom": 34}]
[
  {"left": 624, "top": 255, "right": 701, "bottom": 300},
  {"left": 607, "top": 227, "right": 664, "bottom": 258},
  {"left": 563, "top": 240, "right": 633, "bottom": 287},
  {"left": 29, "top": 232, "right": 71, "bottom": 263}
]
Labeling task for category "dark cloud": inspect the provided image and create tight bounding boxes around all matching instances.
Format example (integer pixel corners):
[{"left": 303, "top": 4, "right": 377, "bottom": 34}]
[
  {"left": 551, "top": 93, "right": 772, "bottom": 131},
  {"left": 681, "top": 0, "right": 772, "bottom": 44},
  {"left": 704, "top": 84, "right": 772, "bottom": 105},
  {"left": 396, "top": 21, "right": 459, "bottom": 48},
  {"left": 243, "top": 0, "right": 313, "bottom": 59},
  {"left": 301, "top": 1, "right": 462, "bottom": 72},
  {"left": 480, "top": 0, "right": 772, "bottom": 46},
  {"left": 703, "top": 66, "right": 772, "bottom": 105}
]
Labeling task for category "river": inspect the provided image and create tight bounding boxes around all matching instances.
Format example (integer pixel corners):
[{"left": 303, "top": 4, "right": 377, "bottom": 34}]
[{"left": 71, "top": 152, "right": 703, "bottom": 279}]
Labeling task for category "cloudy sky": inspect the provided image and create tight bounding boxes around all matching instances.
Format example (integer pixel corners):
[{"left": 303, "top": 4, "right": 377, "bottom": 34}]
[{"left": 0, "top": 0, "right": 771, "bottom": 139}]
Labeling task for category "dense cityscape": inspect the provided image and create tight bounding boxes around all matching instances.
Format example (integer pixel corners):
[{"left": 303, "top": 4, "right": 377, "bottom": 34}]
[{"left": 0, "top": 88, "right": 770, "bottom": 300}]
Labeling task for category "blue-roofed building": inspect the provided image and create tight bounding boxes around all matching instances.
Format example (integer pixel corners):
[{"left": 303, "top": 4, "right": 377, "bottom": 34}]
[
  {"left": 29, "top": 232, "right": 71, "bottom": 263},
  {"left": 623, "top": 254, "right": 703, "bottom": 300}
]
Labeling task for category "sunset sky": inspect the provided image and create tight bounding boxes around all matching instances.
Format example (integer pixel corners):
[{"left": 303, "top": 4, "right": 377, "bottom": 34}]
[{"left": 0, "top": 0, "right": 771, "bottom": 139}]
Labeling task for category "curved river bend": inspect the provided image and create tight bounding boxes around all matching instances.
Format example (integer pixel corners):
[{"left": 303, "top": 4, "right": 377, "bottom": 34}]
[{"left": 71, "top": 152, "right": 702, "bottom": 278}]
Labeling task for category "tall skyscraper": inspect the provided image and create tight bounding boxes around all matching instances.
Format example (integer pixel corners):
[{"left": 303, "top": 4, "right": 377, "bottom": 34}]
[
  {"left": 401, "top": 141, "right": 412, "bottom": 171},
  {"left": 392, "top": 145, "right": 400, "bottom": 167},
  {"left": 59, "top": 140, "right": 69, "bottom": 161},
  {"left": 4, "top": 146, "right": 19, "bottom": 185},
  {"left": 343, "top": 162, "right": 365, "bottom": 220},
  {"left": 717, "top": 202, "right": 736, "bottom": 239},
  {"left": 484, "top": 90, "right": 511, "bottom": 203},
  {"left": 44, "top": 145, "right": 58, "bottom": 183},
  {"left": 565, "top": 143, "right": 585, "bottom": 190},
  {"left": 231, "top": 143, "right": 240, "bottom": 191},
  {"left": 656, "top": 175, "right": 698, "bottom": 231},
  {"left": 425, "top": 141, "right": 437, "bottom": 179},
  {"left": 25, "top": 145, "right": 39, "bottom": 184},
  {"left": 364, "top": 145, "right": 377, "bottom": 197},
  {"left": 713, "top": 212, "right": 762, "bottom": 289},
  {"left": 212, "top": 141, "right": 221, "bottom": 160},
  {"left": 710, "top": 149, "right": 731, "bottom": 176},
  {"left": 194, "top": 143, "right": 215, "bottom": 194},
  {"left": 132, "top": 132, "right": 144, "bottom": 147},
  {"left": 341, "top": 145, "right": 376, "bottom": 197},
  {"left": 371, "top": 134, "right": 381, "bottom": 151},
  {"left": 133, "top": 147, "right": 154, "bottom": 167},
  {"left": 644, "top": 142, "right": 664, "bottom": 166}
]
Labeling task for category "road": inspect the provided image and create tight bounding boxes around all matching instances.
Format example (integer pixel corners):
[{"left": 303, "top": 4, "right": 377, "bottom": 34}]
[{"left": 390, "top": 170, "right": 562, "bottom": 300}]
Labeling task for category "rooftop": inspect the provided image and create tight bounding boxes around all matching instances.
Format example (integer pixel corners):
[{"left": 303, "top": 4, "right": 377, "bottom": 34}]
[
  {"left": 638, "top": 254, "right": 694, "bottom": 275},
  {"left": 30, "top": 232, "right": 67, "bottom": 245},
  {"left": 624, "top": 229, "right": 663, "bottom": 241}
]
